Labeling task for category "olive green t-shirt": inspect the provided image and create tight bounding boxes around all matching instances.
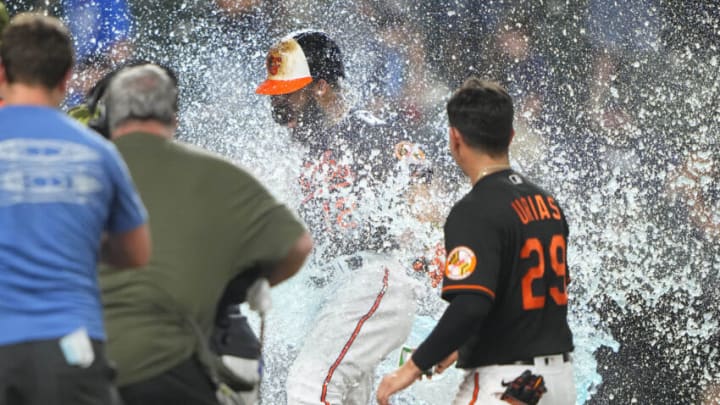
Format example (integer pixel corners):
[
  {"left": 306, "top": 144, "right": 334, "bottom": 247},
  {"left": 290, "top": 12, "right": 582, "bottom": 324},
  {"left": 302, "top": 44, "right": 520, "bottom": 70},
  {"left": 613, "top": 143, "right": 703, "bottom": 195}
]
[{"left": 100, "top": 132, "right": 305, "bottom": 386}]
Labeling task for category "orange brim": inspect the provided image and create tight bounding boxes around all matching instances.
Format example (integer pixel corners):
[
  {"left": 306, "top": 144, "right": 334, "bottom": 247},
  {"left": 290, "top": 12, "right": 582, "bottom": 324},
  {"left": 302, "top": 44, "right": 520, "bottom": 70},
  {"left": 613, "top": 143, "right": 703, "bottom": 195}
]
[{"left": 255, "top": 77, "right": 313, "bottom": 95}]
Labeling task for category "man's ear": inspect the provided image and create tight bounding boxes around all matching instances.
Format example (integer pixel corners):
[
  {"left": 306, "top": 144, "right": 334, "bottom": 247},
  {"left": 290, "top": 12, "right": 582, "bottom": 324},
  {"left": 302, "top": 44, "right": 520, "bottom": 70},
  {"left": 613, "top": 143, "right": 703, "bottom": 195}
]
[
  {"left": 314, "top": 79, "right": 329, "bottom": 98},
  {"left": 508, "top": 129, "right": 515, "bottom": 146},
  {"left": 0, "top": 64, "right": 7, "bottom": 87},
  {"left": 449, "top": 127, "right": 462, "bottom": 155},
  {"left": 57, "top": 68, "right": 73, "bottom": 95}
]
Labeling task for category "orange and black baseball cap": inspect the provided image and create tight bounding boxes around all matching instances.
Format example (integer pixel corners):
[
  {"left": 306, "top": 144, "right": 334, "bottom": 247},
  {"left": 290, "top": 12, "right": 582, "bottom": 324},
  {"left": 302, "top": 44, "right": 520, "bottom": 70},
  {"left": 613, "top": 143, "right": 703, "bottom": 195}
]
[{"left": 255, "top": 30, "right": 345, "bottom": 96}]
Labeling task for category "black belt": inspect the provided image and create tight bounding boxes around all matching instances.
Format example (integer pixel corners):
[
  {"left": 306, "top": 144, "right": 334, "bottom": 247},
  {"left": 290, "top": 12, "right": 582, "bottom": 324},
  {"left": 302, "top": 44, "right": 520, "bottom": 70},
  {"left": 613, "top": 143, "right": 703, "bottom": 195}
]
[{"left": 510, "top": 352, "right": 572, "bottom": 366}]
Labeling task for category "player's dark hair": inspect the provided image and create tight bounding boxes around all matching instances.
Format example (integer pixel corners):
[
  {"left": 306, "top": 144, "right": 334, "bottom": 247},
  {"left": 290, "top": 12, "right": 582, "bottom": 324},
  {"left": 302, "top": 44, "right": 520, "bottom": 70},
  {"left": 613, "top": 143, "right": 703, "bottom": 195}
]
[
  {"left": 447, "top": 78, "right": 514, "bottom": 156},
  {"left": 0, "top": 13, "right": 74, "bottom": 89}
]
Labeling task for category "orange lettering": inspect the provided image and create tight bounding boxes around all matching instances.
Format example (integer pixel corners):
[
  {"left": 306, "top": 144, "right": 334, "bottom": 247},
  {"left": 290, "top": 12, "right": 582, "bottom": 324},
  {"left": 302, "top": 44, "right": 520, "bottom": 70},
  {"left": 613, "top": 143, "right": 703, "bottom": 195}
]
[
  {"left": 521, "top": 238, "right": 545, "bottom": 310},
  {"left": 535, "top": 194, "right": 551, "bottom": 220},
  {"left": 512, "top": 199, "right": 530, "bottom": 224},
  {"left": 547, "top": 197, "right": 561, "bottom": 220},
  {"left": 520, "top": 234, "right": 568, "bottom": 310},
  {"left": 525, "top": 196, "right": 540, "bottom": 221},
  {"left": 520, "top": 198, "right": 536, "bottom": 222},
  {"left": 548, "top": 234, "right": 568, "bottom": 305}
]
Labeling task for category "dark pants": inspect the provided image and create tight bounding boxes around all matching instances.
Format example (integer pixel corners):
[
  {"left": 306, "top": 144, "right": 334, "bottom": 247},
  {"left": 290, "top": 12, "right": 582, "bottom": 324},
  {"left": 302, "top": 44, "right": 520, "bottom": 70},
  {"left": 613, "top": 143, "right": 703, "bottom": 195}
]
[
  {"left": 119, "top": 356, "right": 219, "bottom": 405},
  {"left": 0, "top": 339, "right": 121, "bottom": 405}
]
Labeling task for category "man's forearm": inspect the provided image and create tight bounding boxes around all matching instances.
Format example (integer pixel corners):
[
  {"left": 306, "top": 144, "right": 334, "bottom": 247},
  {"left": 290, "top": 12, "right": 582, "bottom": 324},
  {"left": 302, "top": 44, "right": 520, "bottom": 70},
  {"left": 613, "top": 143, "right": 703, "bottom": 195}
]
[
  {"left": 411, "top": 294, "right": 492, "bottom": 371},
  {"left": 265, "top": 231, "right": 312, "bottom": 286},
  {"left": 100, "top": 225, "right": 151, "bottom": 268}
]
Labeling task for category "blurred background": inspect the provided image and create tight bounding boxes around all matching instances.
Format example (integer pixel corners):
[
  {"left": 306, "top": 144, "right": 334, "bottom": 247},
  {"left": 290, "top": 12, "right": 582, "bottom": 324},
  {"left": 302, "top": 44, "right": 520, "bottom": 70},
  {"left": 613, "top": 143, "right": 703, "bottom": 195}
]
[{"left": 5, "top": 1, "right": 719, "bottom": 404}]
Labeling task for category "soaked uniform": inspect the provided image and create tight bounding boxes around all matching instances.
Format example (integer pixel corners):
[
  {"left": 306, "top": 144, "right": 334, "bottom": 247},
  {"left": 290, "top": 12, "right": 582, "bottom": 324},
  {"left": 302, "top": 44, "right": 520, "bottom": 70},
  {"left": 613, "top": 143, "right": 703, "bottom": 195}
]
[
  {"left": 286, "top": 110, "right": 418, "bottom": 405},
  {"left": 412, "top": 169, "right": 575, "bottom": 405}
]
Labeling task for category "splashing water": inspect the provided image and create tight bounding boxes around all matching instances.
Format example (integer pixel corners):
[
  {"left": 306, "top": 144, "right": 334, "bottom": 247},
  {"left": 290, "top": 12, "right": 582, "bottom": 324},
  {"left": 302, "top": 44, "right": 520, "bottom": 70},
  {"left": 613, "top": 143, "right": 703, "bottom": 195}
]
[
  {"left": 164, "top": 2, "right": 719, "bottom": 398},
  {"left": 8, "top": 0, "right": 718, "bottom": 403},
  {"left": 115, "top": 2, "right": 720, "bottom": 404}
]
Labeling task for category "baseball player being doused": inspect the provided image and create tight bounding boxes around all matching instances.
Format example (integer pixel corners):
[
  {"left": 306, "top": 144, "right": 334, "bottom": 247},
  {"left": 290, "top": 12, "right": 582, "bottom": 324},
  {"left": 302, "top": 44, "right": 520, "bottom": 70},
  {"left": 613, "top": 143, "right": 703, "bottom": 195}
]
[{"left": 254, "top": 30, "right": 439, "bottom": 404}]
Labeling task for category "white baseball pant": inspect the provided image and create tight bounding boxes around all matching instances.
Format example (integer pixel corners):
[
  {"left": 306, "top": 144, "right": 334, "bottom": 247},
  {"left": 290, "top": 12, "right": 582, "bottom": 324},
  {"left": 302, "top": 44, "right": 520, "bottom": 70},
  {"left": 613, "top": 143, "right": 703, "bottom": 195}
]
[
  {"left": 453, "top": 355, "right": 576, "bottom": 405},
  {"left": 286, "top": 254, "right": 416, "bottom": 405}
]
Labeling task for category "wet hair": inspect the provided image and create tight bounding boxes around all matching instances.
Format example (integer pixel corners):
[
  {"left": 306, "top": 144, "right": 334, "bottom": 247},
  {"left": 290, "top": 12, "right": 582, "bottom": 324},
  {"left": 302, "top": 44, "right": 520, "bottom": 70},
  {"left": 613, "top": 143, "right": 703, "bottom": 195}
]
[
  {"left": 293, "top": 30, "right": 345, "bottom": 86},
  {"left": 447, "top": 78, "right": 515, "bottom": 156},
  {"left": 105, "top": 64, "right": 179, "bottom": 131},
  {"left": 0, "top": 13, "right": 74, "bottom": 89}
]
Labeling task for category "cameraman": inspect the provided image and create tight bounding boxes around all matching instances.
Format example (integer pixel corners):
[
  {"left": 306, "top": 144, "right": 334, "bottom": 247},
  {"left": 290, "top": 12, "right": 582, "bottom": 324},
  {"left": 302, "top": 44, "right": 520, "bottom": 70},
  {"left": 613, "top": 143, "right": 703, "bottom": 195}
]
[{"left": 98, "top": 63, "right": 312, "bottom": 405}]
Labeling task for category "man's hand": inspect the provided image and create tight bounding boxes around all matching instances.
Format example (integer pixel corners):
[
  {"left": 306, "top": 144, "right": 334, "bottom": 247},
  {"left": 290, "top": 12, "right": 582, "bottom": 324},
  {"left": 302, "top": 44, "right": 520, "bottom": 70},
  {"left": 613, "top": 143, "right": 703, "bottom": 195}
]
[
  {"left": 434, "top": 350, "right": 458, "bottom": 375},
  {"left": 376, "top": 358, "right": 423, "bottom": 404},
  {"left": 246, "top": 278, "right": 272, "bottom": 315}
]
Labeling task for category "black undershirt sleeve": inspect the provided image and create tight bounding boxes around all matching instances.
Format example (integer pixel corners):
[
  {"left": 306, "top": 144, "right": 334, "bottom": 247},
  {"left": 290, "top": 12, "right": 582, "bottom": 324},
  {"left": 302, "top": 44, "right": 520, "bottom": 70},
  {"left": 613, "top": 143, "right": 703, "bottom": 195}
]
[{"left": 411, "top": 294, "right": 493, "bottom": 372}]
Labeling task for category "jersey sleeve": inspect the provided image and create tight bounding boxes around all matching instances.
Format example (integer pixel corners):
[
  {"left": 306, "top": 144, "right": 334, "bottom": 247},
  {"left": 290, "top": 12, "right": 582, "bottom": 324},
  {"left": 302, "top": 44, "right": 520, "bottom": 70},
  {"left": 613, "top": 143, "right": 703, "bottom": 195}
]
[
  {"left": 105, "top": 145, "right": 148, "bottom": 234},
  {"left": 441, "top": 200, "right": 502, "bottom": 302}
]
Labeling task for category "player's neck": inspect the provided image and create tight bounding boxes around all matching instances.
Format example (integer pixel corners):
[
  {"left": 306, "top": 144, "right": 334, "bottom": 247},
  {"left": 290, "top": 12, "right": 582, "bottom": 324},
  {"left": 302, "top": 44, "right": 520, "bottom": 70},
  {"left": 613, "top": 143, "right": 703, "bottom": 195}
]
[{"left": 468, "top": 155, "right": 511, "bottom": 185}]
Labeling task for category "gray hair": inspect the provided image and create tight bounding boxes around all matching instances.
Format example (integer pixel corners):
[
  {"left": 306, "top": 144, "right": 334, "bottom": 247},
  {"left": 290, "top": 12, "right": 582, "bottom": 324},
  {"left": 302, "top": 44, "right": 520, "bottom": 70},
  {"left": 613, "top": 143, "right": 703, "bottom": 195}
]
[{"left": 105, "top": 64, "right": 178, "bottom": 131}]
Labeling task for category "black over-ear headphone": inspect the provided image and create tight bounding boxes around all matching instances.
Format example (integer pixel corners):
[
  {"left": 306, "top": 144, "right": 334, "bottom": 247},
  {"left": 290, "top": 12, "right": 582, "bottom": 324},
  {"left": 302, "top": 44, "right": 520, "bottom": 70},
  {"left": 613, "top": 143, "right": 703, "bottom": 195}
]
[{"left": 86, "top": 72, "right": 113, "bottom": 139}]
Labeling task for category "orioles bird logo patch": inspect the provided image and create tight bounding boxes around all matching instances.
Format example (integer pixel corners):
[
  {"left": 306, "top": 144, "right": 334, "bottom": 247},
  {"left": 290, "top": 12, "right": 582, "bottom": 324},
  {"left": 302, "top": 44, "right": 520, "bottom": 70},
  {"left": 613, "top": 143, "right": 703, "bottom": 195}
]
[
  {"left": 267, "top": 53, "right": 282, "bottom": 76},
  {"left": 394, "top": 141, "right": 426, "bottom": 162},
  {"left": 445, "top": 246, "right": 477, "bottom": 280}
]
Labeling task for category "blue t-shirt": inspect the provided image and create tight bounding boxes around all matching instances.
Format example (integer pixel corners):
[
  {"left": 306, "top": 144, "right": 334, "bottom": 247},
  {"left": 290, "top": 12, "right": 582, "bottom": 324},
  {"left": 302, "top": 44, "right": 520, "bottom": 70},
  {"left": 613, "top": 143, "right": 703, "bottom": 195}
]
[{"left": 0, "top": 106, "right": 147, "bottom": 345}]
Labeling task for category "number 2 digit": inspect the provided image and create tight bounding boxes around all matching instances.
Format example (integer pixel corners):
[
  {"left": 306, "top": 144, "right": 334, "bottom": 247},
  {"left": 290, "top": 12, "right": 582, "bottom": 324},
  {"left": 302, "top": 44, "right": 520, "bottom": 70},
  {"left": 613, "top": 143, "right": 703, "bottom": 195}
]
[{"left": 520, "top": 234, "right": 567, "bottom": 310}]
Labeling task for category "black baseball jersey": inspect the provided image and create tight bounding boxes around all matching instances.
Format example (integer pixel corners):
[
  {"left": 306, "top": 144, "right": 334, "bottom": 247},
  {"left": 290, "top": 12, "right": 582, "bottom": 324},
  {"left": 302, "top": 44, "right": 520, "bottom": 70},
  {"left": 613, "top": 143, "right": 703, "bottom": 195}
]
[
  {"left": 296, "top": 110, "right": 428, "bottom": 258},
  {"left": 441, "top": 169, "right": 574, "bottom": 368}
]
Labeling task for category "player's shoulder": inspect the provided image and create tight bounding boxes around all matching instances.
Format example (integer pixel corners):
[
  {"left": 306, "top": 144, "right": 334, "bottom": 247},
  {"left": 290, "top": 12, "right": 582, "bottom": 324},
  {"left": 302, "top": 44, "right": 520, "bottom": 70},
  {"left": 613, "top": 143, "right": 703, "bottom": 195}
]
[
  {"left": 332, "top": 109, "right": 393, "bottom": 154},
  {"left": 483, "top": 170, "right": 551, "bottom": 197},
  {"left": 444, "top": 196, "right": 502, "bottom": 240},
  {"left": 504, "top": 171, "right": 564, "bottom": 206},
  {"left": 447, "top": 194, "right": 490, "bottom": 224},
  {"left": 349, "top": 109, "right": 387, "bottom": 127},
  {"left": 493, "top": 170, "right": 568, "bottom": 224},
  {"left": 339, "top": 109, "right": 391, "bottom": 137},
  {"left": 453, "top": 172, "right": 525, "bottom": 216}
]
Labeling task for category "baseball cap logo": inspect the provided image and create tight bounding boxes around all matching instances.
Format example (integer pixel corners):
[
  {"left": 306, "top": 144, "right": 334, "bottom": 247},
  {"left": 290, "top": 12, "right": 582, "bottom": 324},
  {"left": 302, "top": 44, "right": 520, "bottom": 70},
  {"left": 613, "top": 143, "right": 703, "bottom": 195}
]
[
  {"left": 394, "top": 141, "right": 426, "bottom": 162},
  {"left": 267, "top": 53, "right": 282, "bottom": 76}
]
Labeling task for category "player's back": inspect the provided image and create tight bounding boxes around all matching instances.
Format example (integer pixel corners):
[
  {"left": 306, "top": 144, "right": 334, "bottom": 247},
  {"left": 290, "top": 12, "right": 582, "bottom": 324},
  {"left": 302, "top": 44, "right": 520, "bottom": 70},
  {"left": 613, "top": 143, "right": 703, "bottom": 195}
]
[{"left": 444, "top": 169, "right": 573, "bottom": 368}]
